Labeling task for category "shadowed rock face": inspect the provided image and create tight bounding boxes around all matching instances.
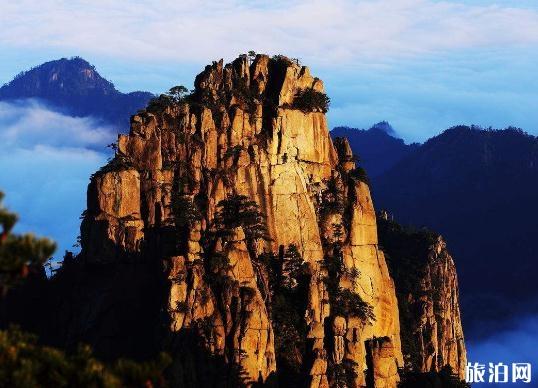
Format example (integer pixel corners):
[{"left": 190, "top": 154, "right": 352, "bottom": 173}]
[
  {"left": 377, "top": 215, "right": 467, "bottom": 380},
  {"left": 79, "top": 54, "right": 404, "bottom": 386},
  {"left": 10, "top": 55, "right": 464, "bottom": 387}
]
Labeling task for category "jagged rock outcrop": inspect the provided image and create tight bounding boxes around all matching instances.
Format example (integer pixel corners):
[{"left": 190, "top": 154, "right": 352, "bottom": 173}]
[
  {"left": 415, "top": 237, "right": 466, "bottom": 378},
  {"left": 365, "top": 337, "right": 400, "bottom": 388},
  {"left": 2, "top": 54, "right": 467, "bottom": 388},
  {"left": 77, "top": 54, "right": 404, "bottom": 386},
  {"left": 377, "top": 214, "right": 466, "bottom": 380}
]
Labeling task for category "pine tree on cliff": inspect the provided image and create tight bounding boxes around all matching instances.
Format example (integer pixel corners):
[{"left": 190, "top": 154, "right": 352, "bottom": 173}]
[
  {"left": 213, "top": 194, "right": 271, "bottom": 301},
  {"left": 167, "top": 85, "right": 189, "bottom": 103},
  {"left": 281, "top": 244, "right": 305, "bottom": 291},
  {"left": 214, "top": 194, "right": 269, "bottom": 244},
  {"left": 0, "top": 190, "right": 171, "bottom": 386},
  {"left": 0, "top": 191, "right": 56, "bottom": 296}
]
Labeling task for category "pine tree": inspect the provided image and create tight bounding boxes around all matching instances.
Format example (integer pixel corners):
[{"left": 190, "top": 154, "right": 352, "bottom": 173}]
[
  {"left": 0, "top": 190, "right": 172, "bottom": 386},
  {"left": 167, "top": 85, "right": 189, "bottom": 102},
  {"left": 214, "top": 194, "right": 269, "bottom": 242},
  {"left": 0, "top": 191, "right": 56, "bottom": 296},
  {"left": 282, "top": 244, "right": 304, "bottom": 291},
  {"left": 0, "top": 326, "right": 171, "bottom": 387}
]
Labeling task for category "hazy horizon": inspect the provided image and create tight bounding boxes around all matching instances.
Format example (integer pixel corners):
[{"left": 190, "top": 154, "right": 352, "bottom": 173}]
[{"left": 1, "top": 0, "right": 538, "bottom": 143}]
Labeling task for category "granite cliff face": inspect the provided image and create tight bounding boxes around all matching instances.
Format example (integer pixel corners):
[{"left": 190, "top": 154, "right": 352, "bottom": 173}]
[
  {"left": 79, "top": 54, "right": 403, "bottom": 386},
  {"left": 36, "top": 54, "right": 468, "bottom": 387},
  {"left": 377, "top": 215, "right": 466, "bottom": 380}
]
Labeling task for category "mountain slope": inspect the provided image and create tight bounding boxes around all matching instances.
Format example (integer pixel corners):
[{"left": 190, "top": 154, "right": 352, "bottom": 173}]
[
  {"left": 2, "top": 55, "right": 467, "bottom": 387},
  {"left": 331, "top": 122, "right": 418, "bottom": 178},
  {"left": 0, "top": 57, "right": 154, "bottom": 131},
  {"left": 372, "top": 125, "right": 538, "bottom": 334}
]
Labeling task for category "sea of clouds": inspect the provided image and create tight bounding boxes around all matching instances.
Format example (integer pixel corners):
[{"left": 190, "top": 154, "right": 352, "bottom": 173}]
[{"left": 0, "top": 100, "right": 114, "bottom": 262}]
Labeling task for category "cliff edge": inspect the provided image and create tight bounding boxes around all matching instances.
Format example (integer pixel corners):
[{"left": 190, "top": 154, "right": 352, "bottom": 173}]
[{"left": 12, "top": 54, "right": 466, "bottom": 387}]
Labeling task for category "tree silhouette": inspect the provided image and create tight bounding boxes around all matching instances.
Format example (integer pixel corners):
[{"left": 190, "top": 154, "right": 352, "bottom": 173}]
[
  {"left": 0, "top": 191, "right": 56, "bottom": 296},
  {"left": 0, "top": 190, "right": 172, "bottom": 386},
  {"left": 168, "top": 85, "right": 189, "bottom": 102},
  {"left": 282, "top": 244, "right": 305, "bottom": 291},
  {"left": 0, "top": 326, "right": 171, "bottom": 387},
  {"left": 247, "top": 51, "right": 256, "bottom": 64},
  {"left": 214, "top": 194, "right": 269, "bottom": 243},
  {"left": 291, "top": 88, "right": 330, "bottom": 113}
]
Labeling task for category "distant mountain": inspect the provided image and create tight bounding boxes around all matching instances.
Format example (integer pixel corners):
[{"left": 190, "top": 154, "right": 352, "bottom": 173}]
[
  {"left": 0, "top": 57, "right": 154, "bottom": 131},
  {"left": 371, "top": 125, "right": 538, "bottom": 335},
  {"left": 331, "top": 122, "right": 419, "bottom": 177}
]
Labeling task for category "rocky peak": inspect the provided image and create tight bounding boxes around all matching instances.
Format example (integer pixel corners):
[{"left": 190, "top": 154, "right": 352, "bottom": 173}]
[
  {"left": 0, "top": 57, "right": 154, "bottom": 130},
  {"left": 24, "top": 53, "right": 469, "bottom": 387},
  {"left": 78, "top": 54, "right": 406, "bottom": 386},
  {"left": 0, "top": 57, "right": 115, "bottom": 97},
  {"left": 377, "top": 216, "right": 467, "bottom": 379}
]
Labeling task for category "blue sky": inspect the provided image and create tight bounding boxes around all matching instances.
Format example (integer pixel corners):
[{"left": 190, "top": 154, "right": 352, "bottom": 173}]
[
  {"left": 1, "top": 0, "right": 538, "bottom": 142},
  {"left": 0, "top": 1, "right": 537, "bottom": 379}
]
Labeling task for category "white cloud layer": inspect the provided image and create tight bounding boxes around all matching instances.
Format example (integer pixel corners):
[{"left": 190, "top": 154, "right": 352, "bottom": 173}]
[
  {"left": 324, "top": 49, "right": 538, "bottom": 142},
  {"left": 0, "top": 101, "right": 113, "bottom": 259},
  {"left": 1, "top": 0, "right": 538, "bottom": 64},
  {"left": 0, "top": 100, "right": 114, "bottom": 149}
]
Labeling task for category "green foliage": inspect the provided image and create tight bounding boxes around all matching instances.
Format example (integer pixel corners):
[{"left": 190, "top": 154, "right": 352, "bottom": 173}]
[
  {"left": 146, "top": 85, "right": 191, "bottom": 113},
  {"left": 377, "top": 215, "right": 440, "bottom": 372},
  {"left": 233, "top": 78, "right": 258, "bottom": 118},
  {"left": 93, "top": 154, "right": 134, "bottom": 178},
  {"left": 172, "top": 195, "right": 202, "bottom": 229},
  {"left": 377, "top": 216, "right": 438, "bottom": 300},
  {"left": 349, "top": 166, "right": 369, "bottom": 184},
  {"left": 342, "top": 267, "right": 360, "bottom": 288},
  {"left": 147, "top": 94, "right": 175, "bottom": 113},
  {"left": 0, "top": 326, "right": 171, "bottom": 388},
  {"left": 239, "top": 285, "right": 256, "bottom": 301},
  {"left": 204, "top": 253, "right": 238, "bottom": 293},
  {"left": 0, "top": 191, "right": 56, "bottom": 295},
  {"left": 207, "top": 252, "right": 232, "bottom": 274},
  {"left": 331, "top": 288, "right": 375, "bottom": 323},
  {"left": 271, "top": 293, "right": 306, "bottom": 375},
  {"left": 322, "top": 248, "right": 345, "bottom": 279},
  {"left": 319, "top": 177, "right": 346, "bottom": 217},
  {"left": 331, "top": 222, "right": 345, "bottom": 246},
  {"left": 271, "top": 55, "right": 293, "bottom": 67},
  {"left": 197, "top": 287, "right": 211, "bottom": 306},
  {"left": 291, "top": 88, "right": 330, "bottom": 113},
  {"left": 247, "top": 51, "right": 256, "bottom": 64},
  {"left": 223, "top": 145, "right": 244, "bottom": 160},
  {"left": 106, "top": 142, "right": 118, "bottom": 153},
  {"left": 322, "top": 240, "right": 375, "bottom": 324},
  {"left": 269, "top": 245, "right": 309, "bottom": 384},
  {"left": 192, "top": 317, "right": 214, "bottom": 342},
  {"left": 281, "top": 244, "right": 305, "bottom": 291},
  {"left": 167, "top": 85, "right": 189, "bottom": 102},
  {"left": 214, "top": 195, "right": 269, "bottom": 242}
]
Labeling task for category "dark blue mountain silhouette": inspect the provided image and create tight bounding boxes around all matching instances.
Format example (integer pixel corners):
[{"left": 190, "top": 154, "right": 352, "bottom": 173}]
[
  {"left": 0, "top": 57, "right": 154, "bottom": 131},
  {"left": 364, "top": 125, "right": 538, "bottom": 336},
  {"left": 331, "top": 122, "right": 419, "bottom": 177}
]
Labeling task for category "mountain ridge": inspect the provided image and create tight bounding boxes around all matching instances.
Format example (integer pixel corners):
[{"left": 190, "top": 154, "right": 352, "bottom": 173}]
[
  {"left": 331, "top": 123, "right": 419, "bottom": 177},
  {"left": 369, "top": 124, "right": 538, "bottom": 336},
  {"left": 0, "top": 57, "right": 154, "bottom": 131}
]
